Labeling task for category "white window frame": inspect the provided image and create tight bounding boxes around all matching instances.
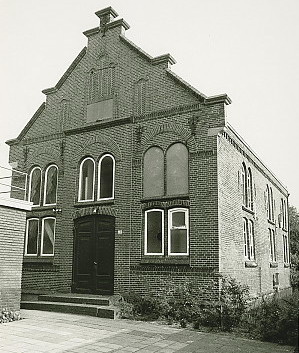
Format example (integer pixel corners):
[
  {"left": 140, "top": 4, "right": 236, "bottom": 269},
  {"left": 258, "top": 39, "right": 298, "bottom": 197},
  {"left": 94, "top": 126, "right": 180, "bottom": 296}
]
[
  {"left": 78, "top": 157, "right": 95, "bottom": 202},
  {"left": 269, "top": 228, "right": 276, "bottom": 262},
  {"left": 28, "top": 166, "right": 42, "bottom": 207},
  {"left": 40, "top": 217, "right": 56, "bottom": 256},
  {"left": 24, "top": 218, "right": 39, "bottom": 256},
  {"left": 43, "top": 164, "right": 58, "bottom": 206},
  {"left": 98, "top": 153, "right": 115, "bottom": 201},
  {"left": 243, "top": 218, "right": 248, "bottom": 258},
  {"left": 168, "top": 208, "right": 189, "bottom": 256},
  {"left": 248, "top": 220, "right": 255, "bottom": 260},
  {"left": 144, "top": 209, "right": 164, "bottom": 255}
]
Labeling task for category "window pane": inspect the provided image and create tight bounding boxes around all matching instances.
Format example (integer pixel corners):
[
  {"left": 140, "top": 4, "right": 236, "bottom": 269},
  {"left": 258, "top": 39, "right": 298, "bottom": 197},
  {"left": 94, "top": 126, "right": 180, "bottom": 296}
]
[
  {"left": 80, "top": 159, "right": 94, "bottom": 200},
  {"left": 172, "top": 211, "right": 185, "bottom": 227},
  {"left": 166, "top": 143, "right": 188, "bottom": 195},
  {"left": 45, "top": 166, "right": 58, "bottom": 205},
  {"left": 170, "top": 229, "right": 187, "bottom": 253},
  {"left": 42, "top": 218, "right": 55, "bottom": 255},
  {"left": 99, "top": 155, "right": 114, "bottom": 199},
  {"left": 29, "top": 168, "right": 41, "bottom": 205},
  {"left": 143, "top": 147, "right": 164, "bottom": 197},
  {"left": 26, "top": 219, "right": 38, "bottom": 255},
  {"left": 146, "top": 211, "right": 163, "bottom": 254}
]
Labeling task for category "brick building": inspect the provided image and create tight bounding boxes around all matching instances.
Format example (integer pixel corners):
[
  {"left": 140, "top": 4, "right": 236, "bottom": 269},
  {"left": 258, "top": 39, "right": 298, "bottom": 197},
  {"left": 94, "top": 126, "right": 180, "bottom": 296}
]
[{"left": 6, "top": 7, "right": 290, "bottom": 298}]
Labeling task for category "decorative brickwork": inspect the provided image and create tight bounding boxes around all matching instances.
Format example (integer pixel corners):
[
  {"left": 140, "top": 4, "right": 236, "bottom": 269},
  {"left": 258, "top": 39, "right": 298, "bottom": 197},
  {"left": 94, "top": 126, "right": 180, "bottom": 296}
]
[{"left": 6, "top": 7, "right": 290, "bottom": 298}]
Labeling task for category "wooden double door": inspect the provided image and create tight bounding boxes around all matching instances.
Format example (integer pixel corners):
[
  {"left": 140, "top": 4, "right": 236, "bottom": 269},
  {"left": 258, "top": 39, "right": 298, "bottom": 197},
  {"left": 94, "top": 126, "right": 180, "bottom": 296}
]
[{"left": 73, "top": 215, "right": 115, "bottom": 295}]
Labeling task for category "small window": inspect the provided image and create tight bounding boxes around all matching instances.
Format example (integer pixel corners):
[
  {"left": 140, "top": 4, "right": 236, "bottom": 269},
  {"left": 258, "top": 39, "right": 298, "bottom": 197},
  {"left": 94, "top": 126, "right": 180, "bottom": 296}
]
[
  {"left": 241, "top": 164, "right": 247, "bottom": 206},
  {"left": 168, "top": 208, "right": 189, "bottom": 255},
  {"left": 98, "top": 154, "right": 115, "bottom": 200},
  {"left": 144, "top": 209, "right": 164, "bottom": 255},
  {"left": 247, "top": 168, "right": 253, "bottom": 210},
  {"left": 281, "top": 199, "right": 288, "bottom": 230},
  {"left": 41, "top": 217, "right": 56, "bottom": 256},
  {"left": 143, "top": 147, "right": 164, "bottom": 198},
  {"left": 266, "top": 185, "right": 274, "bottom": 221},
  {"left": 25, "top": 218, "right": 39, "bottom": 256},
  {"left": 269, "top": 228, "right": 276, "bottom": 262},
  {"left": 28, "top": 167, "right": 42, "bottom": 206},
  {"left": 78, "top": 158, "right": 95, "bottom": 201},
  {"left": 166, "top": 143, "right": 188, "bottom": 196},
  {"left": 44, "top": 165, "right": 58, "bottom": 205}
]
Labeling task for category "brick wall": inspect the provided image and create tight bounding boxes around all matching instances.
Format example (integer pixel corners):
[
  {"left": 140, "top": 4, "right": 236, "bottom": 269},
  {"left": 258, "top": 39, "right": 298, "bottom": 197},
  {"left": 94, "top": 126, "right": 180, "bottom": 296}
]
[
  {"left": 218, "top": 128, "right": 291, "bottom": 296},
  {"left": 0, "top": 201, "right": 29, "bottom": 311}
]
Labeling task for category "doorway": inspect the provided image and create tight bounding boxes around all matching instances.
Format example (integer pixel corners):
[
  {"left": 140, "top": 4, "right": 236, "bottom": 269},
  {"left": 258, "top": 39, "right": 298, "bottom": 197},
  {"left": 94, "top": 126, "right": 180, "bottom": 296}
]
[{"left": 73, "top": 215, "right": 115, "bottom": 294}]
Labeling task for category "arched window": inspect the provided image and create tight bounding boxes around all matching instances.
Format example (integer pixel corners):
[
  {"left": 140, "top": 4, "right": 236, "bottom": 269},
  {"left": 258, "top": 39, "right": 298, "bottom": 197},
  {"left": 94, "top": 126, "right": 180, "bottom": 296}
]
[
  {"left": 241, "top": 163, "right": 247, "bottom": 206},
  {"left": 98, "top": 154, "right": 115, "bottom": 200},
  {"left": 143, "top": 147, "right": 164, "bottom": 198},
  {"left": 266, "top": 185, "right": 274, "bottom": 221},
  {"left": 44, "top": 165, "right": 58, "bottom": 205},
  {"left": 166, "top": 143, "right": 188, "bottom": 196},
  {"left": 28, "top": 167, "right": 42, "bottom": 206},
  {"left": 78, "top": 157, "right": 95, "bottom": 201}
]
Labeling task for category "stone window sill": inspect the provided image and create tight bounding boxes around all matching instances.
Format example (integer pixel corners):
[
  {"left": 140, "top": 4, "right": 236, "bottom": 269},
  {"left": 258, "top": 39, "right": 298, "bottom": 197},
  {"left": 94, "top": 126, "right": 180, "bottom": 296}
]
[
  {"left": 74, "top": 199, "right": 115, "bottom": 208},
  {"left": 140, "top": 256, "right": 190, "bottom": 265},
  {"left": 268, "top": 220, "right": 275, "bottom": 226},
  {"left": 242, "top": 206, "right": 255, "bottom": 215},
  {"left": 245, "top": 260, "right": 258, "bottom": 268},
  {"left": 270, "top": 262, "right": 278, "bottom": 268},
  {"left": 23, "top": 256, "right": 54, "bottom": 264},
  {"left": 284, "top": 263, "right": 290, "bottom": 268}
]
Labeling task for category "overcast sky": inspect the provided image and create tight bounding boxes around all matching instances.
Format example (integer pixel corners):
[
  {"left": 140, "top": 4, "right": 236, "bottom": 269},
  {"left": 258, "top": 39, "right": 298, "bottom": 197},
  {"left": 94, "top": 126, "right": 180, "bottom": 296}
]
[{"left": 0, "top": 0, "right": 298, "bottom": 208}]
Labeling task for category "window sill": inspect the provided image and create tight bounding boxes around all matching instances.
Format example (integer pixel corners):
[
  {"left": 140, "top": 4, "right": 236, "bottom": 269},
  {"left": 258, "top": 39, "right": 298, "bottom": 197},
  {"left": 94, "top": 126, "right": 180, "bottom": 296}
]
[
  {"left": 284, "top": 263, "right": 290, "bottom": 268},
  {"left": 270, "top": 262, "right": 278, "bottom": 268},
  {"left": 268, "top": 220, "right": 275, "bottom": 226},
  {"left": 29, "top": 205, "right": 57, "bottom": 212},
  {"left": 74, "top": 200, "right": 114, "bottom": 208},
  {"left": 140, "top": 256, "right": 190, "bottom": 265},
  {"left": 242, "top": 206, "right": 255, "bottom": 215},
  {"left": 141, "top": 194, "right": 189, "bottom": 203},
  {"left": 23, "top": 256, "right": 54, "bottom": 264},
  {"left": 245, "top": 260, "right": 258, "bottom": 268},
  {"left": 282, "top": 227, "right": 288, "bottom": 232}
]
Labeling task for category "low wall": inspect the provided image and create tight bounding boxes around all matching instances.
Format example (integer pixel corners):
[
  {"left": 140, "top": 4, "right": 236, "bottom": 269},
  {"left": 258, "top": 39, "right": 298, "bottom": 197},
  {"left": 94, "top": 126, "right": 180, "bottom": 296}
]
[{"left": 0, "top": 198, "right": 31, "bottom": 311}]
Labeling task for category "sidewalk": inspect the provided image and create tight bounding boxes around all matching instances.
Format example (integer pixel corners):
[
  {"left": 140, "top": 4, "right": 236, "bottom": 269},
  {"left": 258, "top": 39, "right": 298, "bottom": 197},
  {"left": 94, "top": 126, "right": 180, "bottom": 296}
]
[{"left": 0, "top": 310, "right": 295, "bottom": 353}]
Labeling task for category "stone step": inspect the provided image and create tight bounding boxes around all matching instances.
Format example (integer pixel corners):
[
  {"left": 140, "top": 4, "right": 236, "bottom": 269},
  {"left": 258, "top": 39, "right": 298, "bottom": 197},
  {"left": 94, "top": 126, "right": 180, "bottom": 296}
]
[
  {"left": 38, "top": 293, "right": 111, "bottom": 306},
  {"left": 21, "top": 301, "right": 119, "bottom": 319}
]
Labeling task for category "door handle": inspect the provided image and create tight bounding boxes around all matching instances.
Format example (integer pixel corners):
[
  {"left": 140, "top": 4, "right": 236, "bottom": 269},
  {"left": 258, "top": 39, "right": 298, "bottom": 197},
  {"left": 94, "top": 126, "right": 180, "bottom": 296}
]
[{"left": 93, "top": 261, "right": 97, "bottom": 265}]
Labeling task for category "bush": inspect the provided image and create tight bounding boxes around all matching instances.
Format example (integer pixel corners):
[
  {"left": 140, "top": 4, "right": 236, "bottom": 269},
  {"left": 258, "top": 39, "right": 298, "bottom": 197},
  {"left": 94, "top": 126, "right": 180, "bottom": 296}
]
[
  {"left": 0, "top": 308, "right": 21, "bottom": 323},
  {"left": 242, "top": 292, "right": 299, "bottom": 346},
  {"left": 119, "top": 292, "right": 167, "bottom": 321}
]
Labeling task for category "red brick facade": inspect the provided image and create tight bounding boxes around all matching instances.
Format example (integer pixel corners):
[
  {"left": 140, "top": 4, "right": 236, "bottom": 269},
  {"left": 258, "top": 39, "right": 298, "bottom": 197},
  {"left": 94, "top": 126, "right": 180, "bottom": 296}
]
[{"left": 6, "top": 7, "right": 290, "bottom": 298}]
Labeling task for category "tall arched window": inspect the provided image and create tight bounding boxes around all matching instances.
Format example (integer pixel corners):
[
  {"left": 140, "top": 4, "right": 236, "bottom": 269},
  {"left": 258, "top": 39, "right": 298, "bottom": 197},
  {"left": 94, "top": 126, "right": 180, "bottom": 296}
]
[
  {"left": 241, "top": 163, "right": 247, "bottom": 206},
  {"left": 143, "top": 147, "right": 164, "bottom": 198},
  {"left": 44, "top": 164, "right": 58, "bottom": 205},
  {"left": 247, "top": 168, "right": 253, "bottom": 210},
  {"left": 28, "top": 167, "right": 42, "bottom": 206},
  {"left": 166, "top": 143, "right": 188, "bottom": 196},
  {"left": 266, "top": 185, "right": 274, "bottom": 221},
  {"left": 98, "top": 154, "right": 115, "bottom": 200},
  {"left": 78, "top": 157, "right": 95, "bottom": 201}
]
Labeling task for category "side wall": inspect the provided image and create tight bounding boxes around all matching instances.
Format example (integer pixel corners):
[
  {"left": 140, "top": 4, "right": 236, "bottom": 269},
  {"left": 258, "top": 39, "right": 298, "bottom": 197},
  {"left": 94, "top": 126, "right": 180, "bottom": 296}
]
[
  {"left": 218, "top": 130, "right": 290, "bottom": 296},
  {"left": 0, "top": 205, "right": 27, "bottom": 311}
]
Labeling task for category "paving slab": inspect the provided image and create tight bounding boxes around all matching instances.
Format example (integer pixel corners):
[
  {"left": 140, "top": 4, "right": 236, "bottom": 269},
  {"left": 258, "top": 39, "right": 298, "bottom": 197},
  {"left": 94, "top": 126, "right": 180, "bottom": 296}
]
[{"left": 0, "top": 310, "right": 295, "bottom": 353}]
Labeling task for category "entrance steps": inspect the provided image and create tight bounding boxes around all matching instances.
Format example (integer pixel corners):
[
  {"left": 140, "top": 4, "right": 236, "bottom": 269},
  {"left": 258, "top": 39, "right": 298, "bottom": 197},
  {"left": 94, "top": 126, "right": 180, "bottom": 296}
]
[{"left": 21, "top": 293, "right": 120, "bottom": 319}]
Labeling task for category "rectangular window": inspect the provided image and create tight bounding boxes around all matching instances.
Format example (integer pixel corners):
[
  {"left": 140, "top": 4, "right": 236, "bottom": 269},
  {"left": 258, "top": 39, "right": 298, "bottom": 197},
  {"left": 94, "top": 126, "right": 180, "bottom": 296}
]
[
  {"left": 145, "top": 209, "right": 164, "bottom": 255},
  {"left": 41, "top": 218, "right": 56, "bottom": 256},
  {"left": 25, "top": 218, "right": 39, "bottom": 256},
  {"left": 248, "top": 220, "right": 255, "bottom": 260},
  {"left": 168, "top": 208, "right": 189, "bottom": 255},
  {"left": 269, "top": 228, "right": 276, "bottom": 262},
  {"left": 243, "top": 218, "right": 255, "bottom": 260},
  {"left": 283, "top": 234, "right": 289, "bottom": 263}
]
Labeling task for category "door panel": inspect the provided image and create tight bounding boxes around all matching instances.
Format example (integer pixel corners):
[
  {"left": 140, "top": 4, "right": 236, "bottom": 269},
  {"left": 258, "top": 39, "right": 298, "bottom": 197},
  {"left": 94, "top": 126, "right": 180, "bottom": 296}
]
[{"left": 73, "top": 215, "right": 115, "bottom": 294}]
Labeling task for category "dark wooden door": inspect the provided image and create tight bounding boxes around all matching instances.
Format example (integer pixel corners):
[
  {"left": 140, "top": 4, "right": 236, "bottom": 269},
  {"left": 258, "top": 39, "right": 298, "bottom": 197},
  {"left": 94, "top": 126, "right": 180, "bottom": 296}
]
[{"left": 73, "top": 215, "right": 115, "bottom": 294}]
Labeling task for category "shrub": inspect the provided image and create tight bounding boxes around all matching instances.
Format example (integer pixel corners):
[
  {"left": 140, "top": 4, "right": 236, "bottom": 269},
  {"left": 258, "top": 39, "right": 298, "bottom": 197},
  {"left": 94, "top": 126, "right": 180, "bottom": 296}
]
[
  {"left": 0, "top": 308, "right": 21, "bottom": 323},
  {"left": 242, "top": 292, "right": 299, "bottom": 346},
  {"left": 119, "top": 292, "right": 167, "bottom": 321}
]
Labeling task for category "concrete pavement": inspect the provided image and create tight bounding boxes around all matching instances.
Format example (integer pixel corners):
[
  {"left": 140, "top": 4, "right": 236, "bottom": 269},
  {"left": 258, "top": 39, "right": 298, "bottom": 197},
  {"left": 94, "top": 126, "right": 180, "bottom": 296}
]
[{"left": 0, "top": 310, "right": 295, "bottom": 353}]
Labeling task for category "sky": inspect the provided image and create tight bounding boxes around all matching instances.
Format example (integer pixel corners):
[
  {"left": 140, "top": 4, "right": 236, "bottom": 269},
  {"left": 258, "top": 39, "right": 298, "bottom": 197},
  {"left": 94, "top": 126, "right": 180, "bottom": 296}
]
[{"left": 0, "top": 0, "right": 298, "bottom": 208}]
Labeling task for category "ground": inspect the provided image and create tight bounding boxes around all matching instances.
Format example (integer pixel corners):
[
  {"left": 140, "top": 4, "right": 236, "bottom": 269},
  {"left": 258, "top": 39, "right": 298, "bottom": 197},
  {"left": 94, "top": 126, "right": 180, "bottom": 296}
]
[{"left": 0, "top": 310, "right": 295, "bottom": 353}]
